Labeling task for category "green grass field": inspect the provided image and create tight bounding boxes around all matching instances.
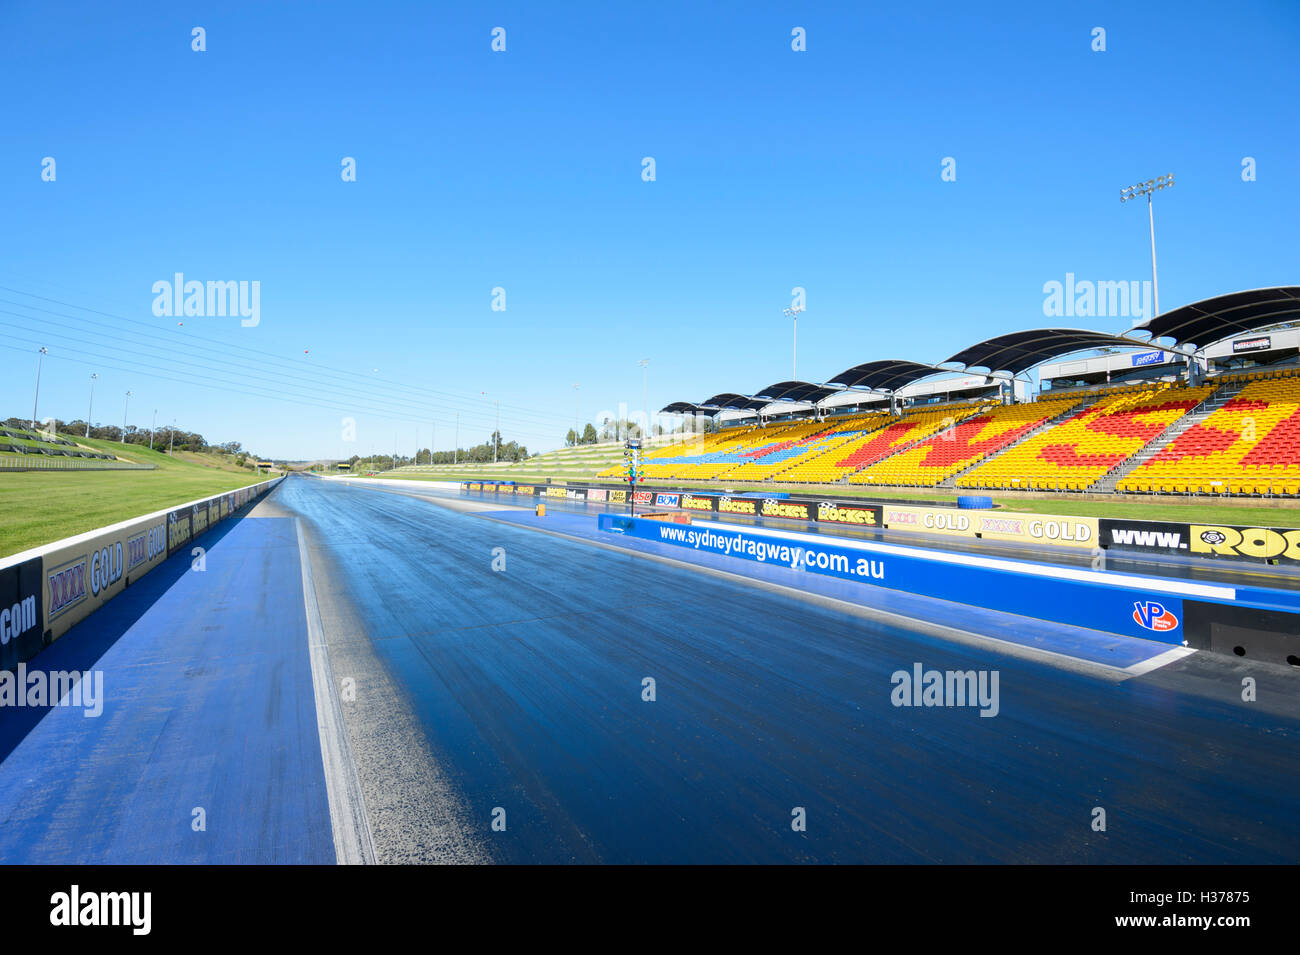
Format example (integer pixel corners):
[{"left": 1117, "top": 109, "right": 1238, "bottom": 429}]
[
  {"left": 353, "top": 468, "right": 1300, "bottom": 528},
  {"left": 0, "top": 437, "right": 273, "bottom": 557}
]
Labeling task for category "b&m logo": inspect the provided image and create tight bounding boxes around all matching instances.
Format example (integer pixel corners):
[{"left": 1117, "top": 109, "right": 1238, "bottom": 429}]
[{"left": 1132, "top": 600, "right": 1179, "bottom": 632}]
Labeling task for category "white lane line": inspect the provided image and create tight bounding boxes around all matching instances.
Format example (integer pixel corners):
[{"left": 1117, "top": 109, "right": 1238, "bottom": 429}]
[
  {"left": 1123, "top": 645, "right": 1198, "bottom": 677},
  {"left": 698, "top": 519, "right": 1237, "bottom": 601},
  {"left": 297, "top": 518, "right": 376, "bottom": 865}
]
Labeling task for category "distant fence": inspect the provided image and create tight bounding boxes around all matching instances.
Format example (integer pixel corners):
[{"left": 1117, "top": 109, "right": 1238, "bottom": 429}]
[{"left": 0, "top": 455, "right": 155, "bottom": 472}]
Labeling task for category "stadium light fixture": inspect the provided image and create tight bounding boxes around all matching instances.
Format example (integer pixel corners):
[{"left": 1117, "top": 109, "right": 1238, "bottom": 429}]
[
  {"left": 86, "top": 373, "right": 98, "bottom": 438},
  {"left": 122, "top": 391, "right": 132, "bottom": 443},
  {"left": 31, "top": 346, "right": 48, "bottom": 432},
  {"left": 1120, "top": 173, "right": 1174, "bottom": 319},
  {"left": 783, "top": 305, "right": 805, "bottom": 380}
]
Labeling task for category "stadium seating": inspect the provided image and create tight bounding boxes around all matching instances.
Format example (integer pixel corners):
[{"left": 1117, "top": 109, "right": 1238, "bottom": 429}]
[
  {"left": 957, "top": 382, "right": 1216, "bottom": 491},
  {"left": 1117, "top": 374, "right": 1300, "bottom": 495},
  {"left": 717, "top": 414, "right": 890, "bottom": 481},
  {"left": 852, "top": 398, "right": 1078, "bottom": 487},
  {"left": 0, "top": 427, "right": 117, "bottom": 461}
]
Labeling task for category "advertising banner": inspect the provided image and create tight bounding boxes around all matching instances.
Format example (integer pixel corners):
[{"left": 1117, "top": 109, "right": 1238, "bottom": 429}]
[
  {"left": 1190, "top": 523, "right": 1300, "bottom": 564},
  {"left": 882, "top": 505, "right": 977, "bottom": 537},
  {"left": 167, "top": 508, "right": 193, "bottom": 557},
  {"left": 608, "top": 489, "right": 627, "bottom": 504},
  {"left": 974, "top": 512, "right": 1098, "bottom": 549},
  {"left": 760, "top": 498, "right": 815, "bottom": 521},
  {"left": 679, "top": 493, "right": 717, "bottom": 513},
  {"left": 0, "top": 557, "right": 44, "bottom": 671},
  {"left": 815, "top": 501, "right": 882, "bottom": 528},
  {"left": 717, "top": 496, "right": 760, "bottom": 517},
  {"left": 586, "top": 488, "right": 608, "bottom": 503}
]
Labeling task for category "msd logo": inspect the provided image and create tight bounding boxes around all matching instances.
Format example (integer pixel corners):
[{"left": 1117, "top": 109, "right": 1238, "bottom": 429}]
[{"left": 1132, "top": 600, "right": 1179, "bottom": 632}]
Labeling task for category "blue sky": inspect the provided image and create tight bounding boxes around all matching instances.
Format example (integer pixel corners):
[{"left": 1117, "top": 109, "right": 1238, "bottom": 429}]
[{"left": 2, "top": 0, "right": 1297, "bottom": 459}]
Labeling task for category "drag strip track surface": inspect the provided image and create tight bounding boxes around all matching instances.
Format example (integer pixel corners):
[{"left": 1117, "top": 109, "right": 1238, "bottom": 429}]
[{"left": 283, "top": 476, "right": 1300, "bottom": 864}]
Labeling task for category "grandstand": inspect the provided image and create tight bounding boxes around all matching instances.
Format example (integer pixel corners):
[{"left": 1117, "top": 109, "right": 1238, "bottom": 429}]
[
  {"left": 622, "top": 287, "right": 1300, "bottom": 498},
  {"left": 1117, "top": 370, "right": 1300, "bottom": 495},
  {"left": 0, "top": 426, "right": 144, "bottom": 470}
]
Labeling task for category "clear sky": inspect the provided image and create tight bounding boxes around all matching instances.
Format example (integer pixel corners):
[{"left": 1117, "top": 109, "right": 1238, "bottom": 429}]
[{"left": 2, "top": 1, "right": 1297, "bottom": 459}]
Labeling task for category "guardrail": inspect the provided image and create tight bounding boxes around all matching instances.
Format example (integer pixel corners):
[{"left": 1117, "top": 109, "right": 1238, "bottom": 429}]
[{"left": 0, "top": 476, "right": 283, "bottom": 669}]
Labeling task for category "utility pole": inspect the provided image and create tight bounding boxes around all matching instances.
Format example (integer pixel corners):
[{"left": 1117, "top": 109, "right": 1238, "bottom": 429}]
[
  {"left": 573, "top": 383, "right": 580, "bottom": 443},
  {"left": 169, "top": 418, "right": 175, "bottom": 454},
  {"left": 493, "top": 398, "right": 500, "bottom": 464},
  {"left": 31, "top": 346, "right": 48, "bottom": 432},
  {"left": 454, "top": 413, "right": 459, "bottom": 464},
  {"left": 1120, "top": 174, "right": 1173, "bottom": 320},
  {"left": 122, "top": 391, "right": 132, "bottom": 442},
  {"left": 85, "top": 373, "right": 98, "bottom": 438},
  {"left": 150, "top": 409, "right": 157, "bottom": 450}
]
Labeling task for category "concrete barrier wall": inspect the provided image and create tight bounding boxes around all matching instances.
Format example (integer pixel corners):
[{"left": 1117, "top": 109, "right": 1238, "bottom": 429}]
[
  {"left": 597, "top": 513, "right": 1300, "bottom": 661},
  {"left": 0, "top": 477, "right": 283, "bottom": 664}
]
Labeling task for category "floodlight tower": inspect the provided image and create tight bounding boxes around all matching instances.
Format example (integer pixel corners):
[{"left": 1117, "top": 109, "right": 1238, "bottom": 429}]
[{"left": 1120, "top": 173, "right": 1174, "bottom": 320}]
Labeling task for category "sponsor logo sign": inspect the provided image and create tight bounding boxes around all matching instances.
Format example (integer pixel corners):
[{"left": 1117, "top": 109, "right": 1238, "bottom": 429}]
[
  {"left": 515, "top": 485, "right": 535, "bottom": 495},
  {"left": 976, "top": 513, "right": 1097, "bottom": 548},
  {"left": 167, "top": 509, "right": 192, "bottom": 557},
  {"left": 680, "top": 494, "right": 715, "bottom": 511},
  {"left": 1101, "top": 519, "right": 1188, "bottom": 551},
  {"left": 655, "top": 493, "right": 681, "bottom": 507},
  {"left": 0, "top": 557, "right": 44, "bottom": 669},
  {"left": 761, "top": 499, "right": 812, "bottom": 521},
  {"left": 718, "top": 496, "right": 758, "bottom": 516},
  {"left": 1191, "top": 524, "right": 1300, "bottom": 563},
  {"left": 586, "top": 488, "right": 608, "bottom": 502},
  {"left": 816, "top": 502, "right": 880, "bottom": 527},
  {"left": 1232, "top": 335, "right": 1271, "bottom": 353},
  {"left": 546, "top": 486, "right": 568, "bottom": 499},
  {"left": 608, "top": 489, "right": 627, "bottom": 504},
  {"left": 46, "top": 555, "right": 88, "bottom": 621},
  {"left": 633, "top": 490, "right": 654, "bottom": 506},
  {"left": 566, "top": 488, "right": 587, "bottom": 501},
  {"left": 1130, "top": 350, "right": 1166, "bottom": 367},
  {"left": 88, "top": 542, "right": 124, "bottom": 597},
  {"left": 1132, "top": 600, "right": 1179, "bottom": 632},
  {"left": 192, "top": 503, "right": 209, "bottom": 536},
  {"left": 126, "top": 523, "right": 167, "bottom": 571},
  {"left": 884, "top": 505, "right": 975, "bottom": 536}
]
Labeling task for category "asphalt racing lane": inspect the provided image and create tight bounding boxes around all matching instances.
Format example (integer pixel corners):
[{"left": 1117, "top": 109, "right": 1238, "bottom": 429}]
[
  {"left": 283, "top": 476, "right": 1299, "bottom": 864},
  {"left": 0, "top": 511, "right": 334, "bottom": 864}
]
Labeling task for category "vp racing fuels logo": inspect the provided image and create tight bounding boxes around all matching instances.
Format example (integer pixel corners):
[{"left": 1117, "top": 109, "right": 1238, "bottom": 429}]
[{"left": 1132, "top": 600, "right": 1179, "bottom": 633}]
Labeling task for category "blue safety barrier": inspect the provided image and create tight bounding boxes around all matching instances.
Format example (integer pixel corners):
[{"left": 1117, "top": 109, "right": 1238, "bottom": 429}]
[{"left": 597, "top": 513, "right": 1300, "bottom": 646}]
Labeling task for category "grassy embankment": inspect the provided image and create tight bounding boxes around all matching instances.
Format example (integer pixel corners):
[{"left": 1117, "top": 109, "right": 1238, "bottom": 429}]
[{"left": 0, "top": 436, "right": 274, "bottom": 557}]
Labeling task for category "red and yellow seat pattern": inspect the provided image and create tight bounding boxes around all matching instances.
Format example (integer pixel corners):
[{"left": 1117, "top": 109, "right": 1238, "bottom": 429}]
[
  {"left": 852, "top": 398, "right": 1077, "bottom": 487},
  {"left": 1117, "top": 375, "right": 1300, "bottom": 494},
  {"left": 957, "top": 383, "right": 1215, "bottom": 491}
]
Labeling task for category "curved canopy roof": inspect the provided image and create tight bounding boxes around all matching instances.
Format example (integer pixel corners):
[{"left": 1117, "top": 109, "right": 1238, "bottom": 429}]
[
  {"left": 753, "top": 380, "right": 841, "bottom": 404},
  {"left": 699, "top": 393, "right": 769, "bottom": 412},
  {"left": 660, "top": 401, "right": 707, "bottom": 414},
  {"left": 1131, "top": 286, "right": 1300, "bottom": 349},
  {"left": 944, "top": 329, "right": 1141, "bottom": 375},
  {"left": 827, "top": 359, "right": 941, "bottom": 393}
]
